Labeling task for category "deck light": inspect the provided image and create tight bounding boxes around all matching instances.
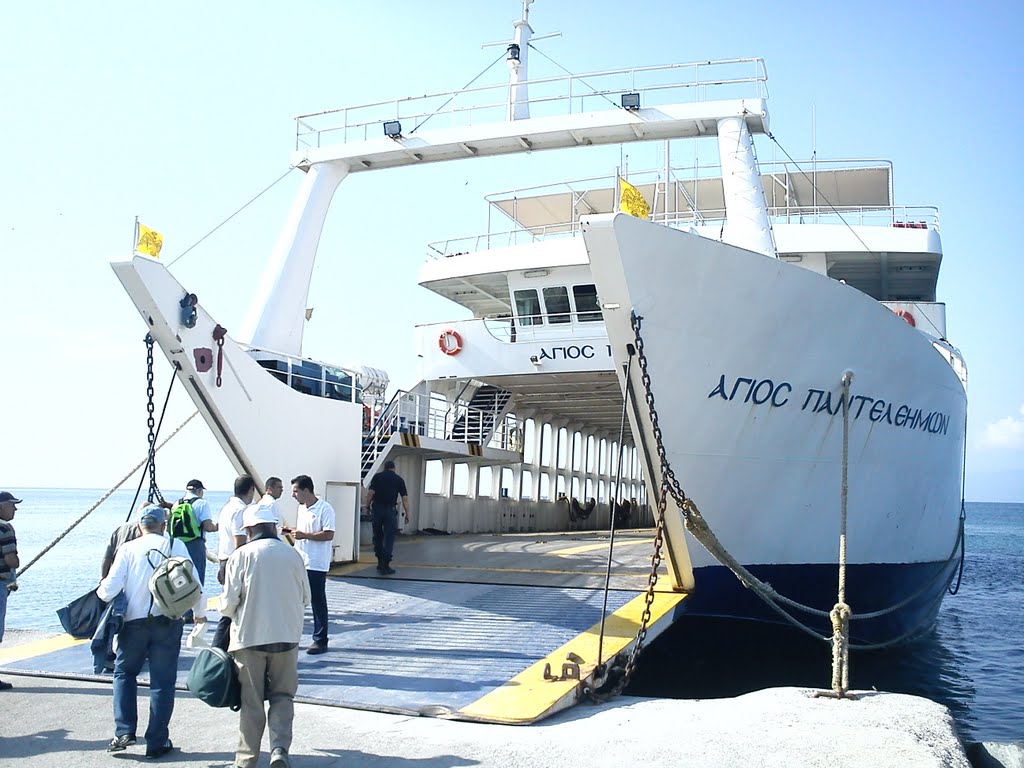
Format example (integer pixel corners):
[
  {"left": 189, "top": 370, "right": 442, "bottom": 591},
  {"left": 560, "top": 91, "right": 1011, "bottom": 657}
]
[
  {"left": 383, "top": 120, "right": 402, "bottom": 138},
  {"left": 620, "top": 92, "right": 640, "bottom": 111},
  {"left": 507, "top": 43, "right": 520, "bottom": 61}
]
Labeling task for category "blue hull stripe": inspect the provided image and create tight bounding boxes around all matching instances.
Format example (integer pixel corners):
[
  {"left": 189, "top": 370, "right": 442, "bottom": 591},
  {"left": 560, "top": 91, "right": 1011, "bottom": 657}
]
[{"left": 681, "top": 559, "right": 959, "bottom": 645}]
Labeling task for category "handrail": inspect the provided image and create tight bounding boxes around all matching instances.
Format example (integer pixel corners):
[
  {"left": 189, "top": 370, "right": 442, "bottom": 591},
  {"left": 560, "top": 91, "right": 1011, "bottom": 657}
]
[
  {"left": 426, "top": 205, "right": 941, "bottom": 258},
  {"left": 295, "top": 58, "right": 768, "bottom": 150}
]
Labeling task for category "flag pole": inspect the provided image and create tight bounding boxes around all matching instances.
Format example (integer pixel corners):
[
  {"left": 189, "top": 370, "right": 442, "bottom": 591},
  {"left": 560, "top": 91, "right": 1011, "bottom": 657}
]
[
  {"left": 614, "top": 166, "right": 621, "bottom": 213},
  {"left": 133, "top": 216, "right": 139, "bottom": 255}
]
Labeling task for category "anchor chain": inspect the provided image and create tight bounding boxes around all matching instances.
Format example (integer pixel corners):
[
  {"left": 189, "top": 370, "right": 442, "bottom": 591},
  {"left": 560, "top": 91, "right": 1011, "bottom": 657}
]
[
  {"left": 144, "top": 334, "right": 165, "bottom": 505},
  {"left": 588, "top": 334, "right": 668, "bottom": 703},
  {"left": 213, "top": 324, "right": 227, "bottom": 387}
]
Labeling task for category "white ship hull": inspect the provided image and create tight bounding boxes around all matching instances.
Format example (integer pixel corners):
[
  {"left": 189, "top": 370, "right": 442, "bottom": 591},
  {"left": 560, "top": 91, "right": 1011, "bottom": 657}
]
[{"left": 585, "top": 213, "right": 966, "bottom": 643}]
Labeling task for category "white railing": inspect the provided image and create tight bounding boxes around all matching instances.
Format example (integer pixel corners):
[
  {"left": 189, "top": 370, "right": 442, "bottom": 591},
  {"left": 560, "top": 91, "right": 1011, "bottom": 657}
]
[
  {"left": 426, "top": 205, "right": 940, "bottom": 258},
  {"left": 480, "top": 313, "right": 608, "bottom": 344},
  {"left": 361, "top": 389, "right": 523, "bottom": 473},
  {"left": 295, "top": 58, "right": 768, "bottom": 150}
]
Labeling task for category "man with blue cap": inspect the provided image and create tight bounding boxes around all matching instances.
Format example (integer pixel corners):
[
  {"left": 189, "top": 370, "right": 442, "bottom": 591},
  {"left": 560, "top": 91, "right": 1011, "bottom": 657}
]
[{"left": 97, "top": 502, "right": 204, "bottom": 759}]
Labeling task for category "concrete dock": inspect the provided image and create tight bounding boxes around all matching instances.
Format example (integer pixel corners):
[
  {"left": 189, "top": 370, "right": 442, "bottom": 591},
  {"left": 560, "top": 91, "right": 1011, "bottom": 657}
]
[
  {"left": 0, "top": 660, "right": 970, "bottom": 767},
  {"left": 0, "top": 529, "right": 983, "bottom": 765}
]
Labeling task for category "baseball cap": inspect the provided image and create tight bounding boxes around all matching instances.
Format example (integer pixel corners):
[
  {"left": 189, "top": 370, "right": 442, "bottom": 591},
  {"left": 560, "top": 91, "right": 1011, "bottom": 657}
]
[
  {"left": 242, "top": 503, "right": 277, "bottom": 529},
  {"left": 186, "top": 479, "right": 205, "bottom": 491},
  {"left": 0, "top": 491, "right": 23, "bottom": 504},
  {"left": 137, "top": 504, "right": 166, "bottom": 525}
]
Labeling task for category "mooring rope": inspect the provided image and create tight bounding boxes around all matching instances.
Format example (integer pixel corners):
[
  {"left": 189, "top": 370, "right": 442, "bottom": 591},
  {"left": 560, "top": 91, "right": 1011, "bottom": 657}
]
[
  {"left": 830, "top": 371, "right": 853, "bottom": 697},
  {"left": 15, "top": 411, "right": 199, "bottom": 578}
]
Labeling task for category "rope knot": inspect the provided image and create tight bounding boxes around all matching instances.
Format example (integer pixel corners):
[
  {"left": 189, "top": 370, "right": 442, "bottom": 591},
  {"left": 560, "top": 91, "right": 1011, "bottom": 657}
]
[{"left": 830, "top": 602, "right": 851, "bottom": 635}]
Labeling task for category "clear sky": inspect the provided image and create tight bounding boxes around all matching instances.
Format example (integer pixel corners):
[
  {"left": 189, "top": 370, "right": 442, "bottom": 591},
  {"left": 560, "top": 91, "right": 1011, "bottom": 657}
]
[{"left": 1, "top": 0, "right": 1021, "bottom": 502}]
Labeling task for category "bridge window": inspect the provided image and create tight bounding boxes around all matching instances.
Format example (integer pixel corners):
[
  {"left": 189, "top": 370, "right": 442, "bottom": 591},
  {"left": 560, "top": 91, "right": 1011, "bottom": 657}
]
[
  {"left": 324, "top": 366, "right": 353, "bottom": 401},
  {"left": 257, "top": 359, "right": 288, "bottom": 384},
  {"left": 543, "top": 286, "right": 572, "bottom": 324},
  {"left": 521, "top": 469, "right": 534, "bottom": 500},
  {"left": 290, "top": 360, "right": 323, "bottom": 396},
  {"left": 501, "top": 467, "right": 514, "bottom": 498},
  {"left": 540, "top": 474, "right": 550, "bottom": 501},
  {"left": 557, "top": 427, "right": 569, "bottom": 469},
  {"left": 514, "top": 289, "right": 542, "bottom": 326},
  {"left": 571, "top": 431, "right": 582, "bottom": 471},
  {"left": 523, "top": 419, "right": 536, "bottom": 463},
  {"left": 453, "top": 463, "right": 469, "bottom": 496},
  {"left": 573, "top": 284, "right": 602, "bottom": 322},
  {"left": 424, "top": 460, "right": 443, "bottom": 494},
  {"left": 541, "top": 423, "right": 553, "bottom": 467},
  {"left": 478, "top": 466, "right": 493, "bottom": 497}
]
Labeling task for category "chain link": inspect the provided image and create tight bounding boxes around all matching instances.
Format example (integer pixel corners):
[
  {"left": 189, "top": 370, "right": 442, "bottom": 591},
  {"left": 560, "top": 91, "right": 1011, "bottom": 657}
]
[
  {"left": 144, "top": 334, "right": 164, "bottom": 505},
  {"left": 588, "top": 315, "right": 672, "bottom": 702}
]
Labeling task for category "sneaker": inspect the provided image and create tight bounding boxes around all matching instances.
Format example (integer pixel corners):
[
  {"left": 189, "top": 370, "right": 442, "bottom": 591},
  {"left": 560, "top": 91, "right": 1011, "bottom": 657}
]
[
  {"left": 270, "top": 747, "right": 291, "bottom": 768},
  {"left": 380, "top": 565, "right": 396, "bottom": 575},
  {"left": 145, "top": 739, "right": 175, "bottom": 759},
  {"left": 305, "top": 641, "right": 328, "bottom": 655},
  {"left": 106, "top": 734, "right": 137, "bottom": 752}
]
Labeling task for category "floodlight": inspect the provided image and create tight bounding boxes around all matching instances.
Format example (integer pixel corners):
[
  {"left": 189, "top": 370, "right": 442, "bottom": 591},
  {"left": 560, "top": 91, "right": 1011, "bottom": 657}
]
[
  {"left": 383, "top": 120, "right": 402, "bottom": 138},
  {"left": 620, "top": 92, "right": 640, "bottom": 111}
]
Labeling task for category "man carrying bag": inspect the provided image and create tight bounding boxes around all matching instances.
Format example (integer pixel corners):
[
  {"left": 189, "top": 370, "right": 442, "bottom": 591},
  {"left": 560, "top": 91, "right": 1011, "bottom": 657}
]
[{"left": 220, "top": 503, "right": 310, "bottom": 768}]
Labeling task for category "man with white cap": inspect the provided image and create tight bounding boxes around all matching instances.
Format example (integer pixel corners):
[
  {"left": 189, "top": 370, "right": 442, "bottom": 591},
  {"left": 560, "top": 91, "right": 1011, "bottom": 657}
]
[
  {"left": 97, "top": 503, "right": 204, "bottom": 759},
  {"left": 221, "top": 503, "right": 310, "bottom": 768},
  {"left": 0, "top": 490, "right": 23, "bottom": 691}
]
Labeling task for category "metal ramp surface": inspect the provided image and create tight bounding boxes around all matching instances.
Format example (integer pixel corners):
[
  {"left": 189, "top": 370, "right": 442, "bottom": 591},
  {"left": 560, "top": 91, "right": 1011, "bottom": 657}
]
[{"left": 0, "top": 532, "right": 688, "bottom": 724}]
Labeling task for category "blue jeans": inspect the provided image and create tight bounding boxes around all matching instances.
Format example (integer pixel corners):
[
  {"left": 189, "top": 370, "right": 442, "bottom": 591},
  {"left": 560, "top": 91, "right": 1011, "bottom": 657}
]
[
  {"left": 183, "top": 538, "right": 208, "bottom": 586},
  {"left": 112, "top": 617, "right": 183, "bottom": 748},
  {"left": 371, "top": 505, "right": 398, "bottom": 564},
  {"left": 307, "top": 571, "right": 328, "bottom": 644},
  {"left": 0, "top": 576, "right": 10, "bottom": 644}
]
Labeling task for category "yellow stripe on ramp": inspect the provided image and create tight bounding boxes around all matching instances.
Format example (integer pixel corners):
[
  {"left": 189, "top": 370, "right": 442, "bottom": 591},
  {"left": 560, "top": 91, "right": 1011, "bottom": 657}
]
[
  {"left": 458, "top": 590, "right": 687, "bottom": 724},
  {"left": 0, "top": 634, "right": 89, "bottom": 665}
]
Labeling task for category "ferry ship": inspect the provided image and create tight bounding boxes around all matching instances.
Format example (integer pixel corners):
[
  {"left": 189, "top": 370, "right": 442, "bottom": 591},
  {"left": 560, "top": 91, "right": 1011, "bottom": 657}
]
[{"left": 111, "top": 0, "right": 966, "bottom": 660}]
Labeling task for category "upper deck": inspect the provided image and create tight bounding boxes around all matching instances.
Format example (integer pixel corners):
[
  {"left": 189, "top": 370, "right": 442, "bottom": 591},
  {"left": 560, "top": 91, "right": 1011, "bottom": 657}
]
[
  {"left": 421, "top": 158, "right": 943, "bottom": 309},
  {"left": 290, "top": 59, "right": 770, "bottom": 171}
]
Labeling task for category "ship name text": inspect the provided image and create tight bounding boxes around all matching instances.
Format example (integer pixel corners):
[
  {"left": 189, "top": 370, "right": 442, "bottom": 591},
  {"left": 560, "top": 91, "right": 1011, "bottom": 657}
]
[{"left": 707, "top": 374, "right": 951, "bottom": 436}]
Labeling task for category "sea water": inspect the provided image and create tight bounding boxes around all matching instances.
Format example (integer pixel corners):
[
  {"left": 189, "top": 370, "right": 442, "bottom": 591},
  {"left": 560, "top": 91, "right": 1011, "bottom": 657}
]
[{"left": 3, "top": 489, "right": 1020, "bottom": 743}]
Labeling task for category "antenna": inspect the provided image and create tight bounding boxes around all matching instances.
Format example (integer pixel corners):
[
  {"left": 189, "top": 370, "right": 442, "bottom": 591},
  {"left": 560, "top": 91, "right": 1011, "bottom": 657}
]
[{"left": 481, "top": 1, "right": 561, "bottom": 121}]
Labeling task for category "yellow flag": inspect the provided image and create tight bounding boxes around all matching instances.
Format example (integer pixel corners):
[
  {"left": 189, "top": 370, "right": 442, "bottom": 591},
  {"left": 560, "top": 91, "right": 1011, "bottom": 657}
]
[
  {"left": 618, "top": 177, "right": 650, "bottom": 219},
  {"left": 136, "top": 224, "right": 164, "bottom": 258}
]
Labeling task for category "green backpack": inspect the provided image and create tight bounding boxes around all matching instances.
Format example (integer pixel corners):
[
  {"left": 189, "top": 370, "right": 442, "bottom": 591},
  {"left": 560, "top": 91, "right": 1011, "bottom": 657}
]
[{"left": 168, "top": 497, "right": 202, "bottom": 542}]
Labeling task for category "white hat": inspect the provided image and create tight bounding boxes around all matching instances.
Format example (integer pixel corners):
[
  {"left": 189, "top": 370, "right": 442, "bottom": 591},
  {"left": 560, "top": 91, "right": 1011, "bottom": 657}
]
[{"left": 242, "top": 503, "right": 277, "bottom": 529}]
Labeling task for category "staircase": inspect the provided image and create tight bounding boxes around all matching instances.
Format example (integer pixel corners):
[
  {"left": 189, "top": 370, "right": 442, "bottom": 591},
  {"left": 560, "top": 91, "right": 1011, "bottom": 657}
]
[{"left": 449, "top": 385, "right": 512, "bottom": 444}]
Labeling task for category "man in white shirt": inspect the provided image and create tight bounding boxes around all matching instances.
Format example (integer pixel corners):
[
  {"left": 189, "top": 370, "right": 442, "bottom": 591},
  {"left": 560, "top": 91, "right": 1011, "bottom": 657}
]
[
  {"left": 257, "top": 476, "right": 284, "bottom": 535},
  {"left": 222, "top": 503, "right": 310, "bottom": 768},
  {"left": 282, "top": 474, "right": 334, "bottom": 655},
  {"left": 212, "top": 475, "right": 256, "bottom": 650},
  {"left": 97, "top": 504, "right": 204, "bottom": 759}
]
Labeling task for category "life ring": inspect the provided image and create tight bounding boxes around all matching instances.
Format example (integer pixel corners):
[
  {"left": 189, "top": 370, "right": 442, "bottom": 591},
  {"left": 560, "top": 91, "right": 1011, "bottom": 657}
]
[
  {"left": 894, "top": 309, "right": 916, "bottom": 327},
  {"left": 438, "top": 329, "right": 463, "bottom": 355}
]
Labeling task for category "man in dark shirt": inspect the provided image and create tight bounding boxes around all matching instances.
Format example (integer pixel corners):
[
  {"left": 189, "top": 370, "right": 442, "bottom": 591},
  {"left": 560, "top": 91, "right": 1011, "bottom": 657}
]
[
  {"left": 0, "top": 490, "right": 23, "bottom": 690},
  {"left": 364, "top": 461, "right": 409, "bottom": 575}
]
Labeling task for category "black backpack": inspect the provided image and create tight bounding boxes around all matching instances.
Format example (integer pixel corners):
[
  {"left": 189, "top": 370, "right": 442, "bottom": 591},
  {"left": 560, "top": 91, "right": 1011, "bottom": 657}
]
[{"left": 186, "top": 647, "right": 241, "bottom": 711}]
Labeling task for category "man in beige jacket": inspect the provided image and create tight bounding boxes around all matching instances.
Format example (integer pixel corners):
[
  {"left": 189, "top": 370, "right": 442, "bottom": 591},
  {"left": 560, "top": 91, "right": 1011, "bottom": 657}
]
[{"left": 221, "top": 504, "right": 310, "bottom": 768}]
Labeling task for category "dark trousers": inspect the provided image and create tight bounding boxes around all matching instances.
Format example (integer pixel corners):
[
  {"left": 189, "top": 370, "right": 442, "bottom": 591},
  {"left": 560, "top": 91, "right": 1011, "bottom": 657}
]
[
  {"left": 307, "top": 570, "right": 328, "bottom": 644},
  {"left": 371, "top": 505, "right": 399, "bottom": 564},
  {"left": 112, "top": 617, "right": 183, "bottom": 750},
  {"left": 182, "top": 538, "right": 208, "bottom": 622}
]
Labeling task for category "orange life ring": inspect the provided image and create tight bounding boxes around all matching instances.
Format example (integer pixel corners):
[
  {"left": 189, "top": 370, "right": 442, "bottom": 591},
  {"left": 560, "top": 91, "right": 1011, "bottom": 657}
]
[
  {"left": 894, "top": 309, "right": 916, "bottom": 327},
  {"left": 438, "top": 329, "right": 463, "bottom": 355}
]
